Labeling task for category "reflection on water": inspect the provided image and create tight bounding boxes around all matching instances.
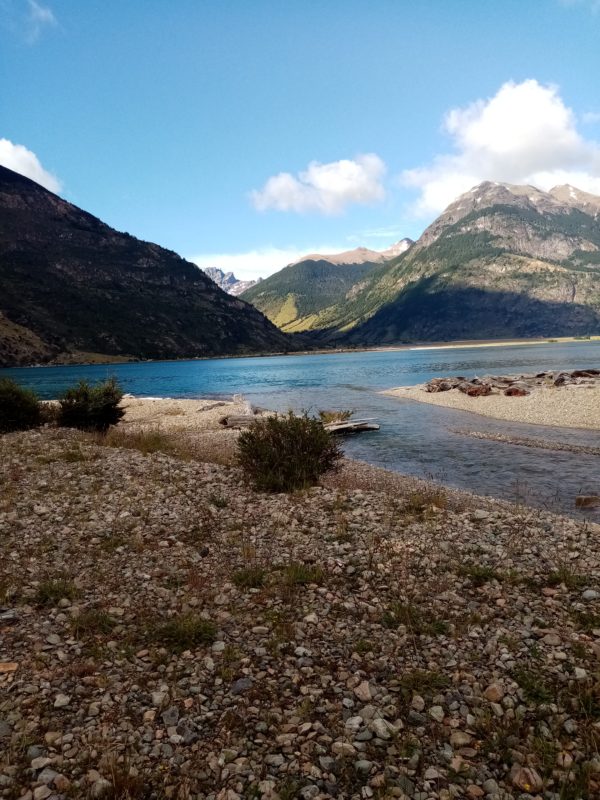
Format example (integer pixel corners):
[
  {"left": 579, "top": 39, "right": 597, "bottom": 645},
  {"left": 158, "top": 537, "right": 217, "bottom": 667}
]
[{"left": 2, "top": 341, "right": 599, "bottom": 520}]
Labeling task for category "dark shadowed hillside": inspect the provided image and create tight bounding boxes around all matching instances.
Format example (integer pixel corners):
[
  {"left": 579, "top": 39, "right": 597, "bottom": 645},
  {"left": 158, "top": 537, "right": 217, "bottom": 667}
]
[{"left": 0, "top": 166, "right": 291, "bottom": 367}]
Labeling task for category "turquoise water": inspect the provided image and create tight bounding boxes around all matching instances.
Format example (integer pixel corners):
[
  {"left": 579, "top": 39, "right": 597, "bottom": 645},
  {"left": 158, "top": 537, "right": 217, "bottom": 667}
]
[{"left": 2, "top": 340, "right": 600, "bottom": 518}]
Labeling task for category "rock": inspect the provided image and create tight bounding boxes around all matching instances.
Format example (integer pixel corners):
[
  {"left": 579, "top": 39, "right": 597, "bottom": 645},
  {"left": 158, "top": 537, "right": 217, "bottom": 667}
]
[
  {"left": 483, "top": 683, "right": 505, "bottom": 703},
  {"left": 161, "top": 706, "right": 179, "bottom": 726},
  {"left": 53, "top": 694, "right": 70, "bottom": 708},
  {"left": 369, "top": 718, "right": 395, "bottom": 739},
  {"left": 231, "top": 677, "right": 253, "bottom": 695},
  {"left": 0, "top": 662, "right": 18, "bottom": 673},
  {"left": 411, "top": 694, "right": 425, "bottom": 711},
  {"left": 575, "top": 495, "right": 600, "bottom": 508},
  {"left": 511, "top": 766, "right": 543, "bottom": 792},
  {"left": 354, "top": 681, "right": 372, "bottom": 702},
  {"left": 583, "top": 589, "right": 600, "bottom": 601},
  {"left": 504, "top": 386, "right": 529, "bottom": 396},
  {"left": 459, "top": 383, "right": 492, "bottom": 397},
  {"left": 429, "top": 705, "right": 444, "bottom": 722}
]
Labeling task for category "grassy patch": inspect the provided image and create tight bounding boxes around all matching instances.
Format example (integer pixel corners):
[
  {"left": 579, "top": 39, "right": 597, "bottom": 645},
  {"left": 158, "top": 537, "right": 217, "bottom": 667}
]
[
  {"left": 458, "top": 563, "right": 501, "bottom": 587},
  {"left": 71, "top": 608, "right": 116, "bottom": 638},
  {"left": 232, "top": 566, "right": 266, "bottom": 589},
  {"left": 151, "top": 613, "right": 217, "bottom": 652},
  {"left": 34, "top": 577, "right": 78, "bottom": 607},
  {"left": 95, "top": 427, "right": 191, "bottom": 459},
  {"left": 512, "top": 666, "right": 554, "bottom": 704},
  {"left": 282, "top": 562, "right": 324, "bottom": 586},
  {"left": 402, "top": 487, "right": 447, "bottom": 515},
  {"left": 398, "top": 669, "right": 450, "bottom": 696},
  {"left": 318, "top": 409, "right": 353, "bottom": 424},
  {"left": 381, "top": 602, "right": 449, "bottom": 636},
  {"left": 546, "top": 566, "right": 587, "bottom": 590}
]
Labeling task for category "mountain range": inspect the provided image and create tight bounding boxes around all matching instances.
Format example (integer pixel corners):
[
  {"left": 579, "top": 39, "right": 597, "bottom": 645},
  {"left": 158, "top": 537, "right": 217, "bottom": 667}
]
[
  {"left": 243, "top": 182, "right": 600, "bottom": 342},
  {"left": 241, "top": 240, "right": 413, "bottom": 332},
  {"left": 0, "top": 166, "right": 290, "bottom": 367},
  {"left": 1, "top": 167, "right": 599, "bottom": 369}
]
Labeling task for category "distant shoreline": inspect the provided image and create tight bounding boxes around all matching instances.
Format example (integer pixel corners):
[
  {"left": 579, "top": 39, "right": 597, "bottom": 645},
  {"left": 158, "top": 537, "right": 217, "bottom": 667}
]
[{"left": 2, "top": 334, "right": 599, "bottom": 371}]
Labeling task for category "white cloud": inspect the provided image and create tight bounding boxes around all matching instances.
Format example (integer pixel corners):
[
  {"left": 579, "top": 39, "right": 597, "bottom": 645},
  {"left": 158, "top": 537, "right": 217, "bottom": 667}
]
[
  {"left": 25, "top": 0, "right": 56, "bottom": 43},
  {"left": 402, "top": 79, "right": 600, "bottom": 215},
  {"left": 189, "top": 245, "right": 349, "bottom": 282},
  {"left": 251, "top": 154, "right": 386, "bottom": 215},
  {"left": 0, "top": 138, "right": 61, "bottom": 192}
]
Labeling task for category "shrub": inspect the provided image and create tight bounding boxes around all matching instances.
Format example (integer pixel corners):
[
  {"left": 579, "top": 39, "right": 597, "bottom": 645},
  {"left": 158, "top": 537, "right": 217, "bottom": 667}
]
[
  {"left": 58, "top": 377, "right": 124, "bottom": 431},
  {"left": 237, "top": 411, "right": 343, "bottom": 492},
  {"left": 0, "top": 378, "right": 41, "bottom": 433}
]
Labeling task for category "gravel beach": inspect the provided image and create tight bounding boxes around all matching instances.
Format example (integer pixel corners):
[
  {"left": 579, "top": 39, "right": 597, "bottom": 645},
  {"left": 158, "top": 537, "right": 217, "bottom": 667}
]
[
  {"left": 1, "top": 407, "right": 600, "bottom": 799},
  {"left": 384, "top": 384, "right": 600, "bottom": 430}
]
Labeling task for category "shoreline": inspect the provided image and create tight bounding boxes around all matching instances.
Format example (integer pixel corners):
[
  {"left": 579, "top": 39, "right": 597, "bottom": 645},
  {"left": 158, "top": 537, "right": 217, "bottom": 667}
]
[
  {"left": 2, "top": 334, "right": 599, "bottom": 371},
  {"left": 384, "top": 382, "right": 600, "bottom": 430}
]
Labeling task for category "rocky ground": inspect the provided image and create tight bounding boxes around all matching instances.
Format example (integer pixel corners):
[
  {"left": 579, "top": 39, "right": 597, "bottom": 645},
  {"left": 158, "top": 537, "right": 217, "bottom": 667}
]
[{"left": 1, "top": 428, "right": 600, "bottom": 800}]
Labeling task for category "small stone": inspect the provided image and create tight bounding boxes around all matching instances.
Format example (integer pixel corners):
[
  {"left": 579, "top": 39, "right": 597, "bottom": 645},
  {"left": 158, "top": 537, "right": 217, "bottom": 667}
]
[
  {"left": 151, "top": 692, "right": 166, "bottom": 707},
  {"left": 231, "top": 677, "right": 253, "bottom": 695},
  {"left": 303, "top": 613, "right": 318, "bottom": 624},
  {"left": 31, "top": 757, "right": 51, "bottom": 770},
  {"left": 583, "top": 589, "right": 600, "bottom": 601},
  {"left": 511, "top": 766, "right": 543, "bottom": 792},
  {"left": 354, "top": 681, "right": 372, "bottom": 702},
  {"left": 355, "top": 760, "right": 374, "bottom": 774},
  {"left": 161, "top": 706, "right": 179, "bottom": 726},
  {"left": 429, "top": 705, "right": 444, "bottom": 722},
  {"left": 53, "top": 694, "right": 70, "bottom": 708},
  {"left": 483, "top": 682, "right": 504, "bottom": 703},
  {"left": 411, "top": 694, "right": 425, "bottom": 711}
]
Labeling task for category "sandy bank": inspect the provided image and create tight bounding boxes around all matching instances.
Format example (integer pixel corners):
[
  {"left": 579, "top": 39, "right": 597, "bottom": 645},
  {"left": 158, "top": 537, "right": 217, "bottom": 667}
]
[{"left": 384, "top": 383, "right": 600, "bottom": 429}]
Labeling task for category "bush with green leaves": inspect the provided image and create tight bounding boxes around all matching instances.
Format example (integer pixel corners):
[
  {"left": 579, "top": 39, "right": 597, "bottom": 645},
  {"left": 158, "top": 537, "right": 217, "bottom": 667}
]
[
  {"left": 58, "top": 377, "right": 124, "bottom": 432},
  {"left": 237, "top": 411, "right": 342, "bottom": 492},
  {"left": 0, "top": 378, "right": 42, "bottom": 433}
]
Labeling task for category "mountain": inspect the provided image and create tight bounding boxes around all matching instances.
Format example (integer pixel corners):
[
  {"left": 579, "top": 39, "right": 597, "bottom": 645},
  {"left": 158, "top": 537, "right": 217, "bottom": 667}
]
[
  {"left": 240, "top": 240, "right": 413, "bottom": 333},
  {"left": 0, "top": 166, "right": 291, "bottom": 367},
  {"left": 200, "top": 267, "right": 261, "bottom": 296},
  {"left": 340, "top": 181, "right": 600, "bottom": 343}
]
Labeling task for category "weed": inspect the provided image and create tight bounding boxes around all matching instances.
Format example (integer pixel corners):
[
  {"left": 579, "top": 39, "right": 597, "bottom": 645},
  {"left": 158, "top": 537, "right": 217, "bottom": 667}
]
[
  {"left": 282, "top": 562, "right": 324, "bottom": 586},
  {"left": 151, "top": 613, "right": 217, "bottom": 652},
  {"left": 232, "top": 566, "right": 266, "bottom": 589},
  {"left": 402, "top": 487, "right": 447, "bottom": 515},
  {"left": 381, "top": 602, "right": 449, "bottom": 636},
  {"left": 34, "top": 577, "right": 78, "bottom": 607},
  {"left": 208, "top": 492, "right": 228, "bottom": 508},
  {"left": 71, "top": 608, "right": 116, "bottom": 638},
  {"left": 398, "top": 669, "right": 449, "bottom": 696},
  {"left": 546, "top": 566, "right": 587, "bottom": 590},
  {"left": 512, "top": 666, "right": 554, "bottom": 704},
  {"left": 458, "top": 563, "right": 501, "bottom": 587},
  {"left": 318, "top": 409, "right": 353, "bottom": 424}
]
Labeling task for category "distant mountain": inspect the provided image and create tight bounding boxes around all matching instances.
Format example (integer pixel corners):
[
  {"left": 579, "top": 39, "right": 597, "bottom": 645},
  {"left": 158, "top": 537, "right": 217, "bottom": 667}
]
[
  {"left": 201, "top": 267, "right": 261, "bottom": 296},
  {"left": 339, "top": 181, "right": 600, "bottom": 343},
  {"left": 240, "top": 240, "right": 413, "bottom": 333},
  {"left": 0, "top": 166, "right": 291, "bottom": 367}
]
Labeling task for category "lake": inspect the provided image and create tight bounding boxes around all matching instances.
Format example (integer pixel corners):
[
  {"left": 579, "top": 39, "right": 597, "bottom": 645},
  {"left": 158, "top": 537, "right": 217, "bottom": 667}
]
[{"left": 2, "top": 340, "right": 600, "bottom": 519}]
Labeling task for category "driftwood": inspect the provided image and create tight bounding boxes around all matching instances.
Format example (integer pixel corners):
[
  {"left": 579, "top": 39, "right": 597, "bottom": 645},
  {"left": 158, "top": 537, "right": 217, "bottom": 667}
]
[
  {"left": 324, "top": 418, "right": 380, "bottom": 434},
  {"left": 219, "top": 415, "right": 258, "bottom": 429},
  {"left": 219, "top": 414, "right": 380, "bottom": 434}
]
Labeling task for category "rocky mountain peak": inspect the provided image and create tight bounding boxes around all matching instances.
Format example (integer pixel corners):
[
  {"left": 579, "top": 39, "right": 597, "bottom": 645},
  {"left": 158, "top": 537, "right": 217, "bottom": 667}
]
[{"left": 200, "top": 267, "right": 261, "bottom": 296}]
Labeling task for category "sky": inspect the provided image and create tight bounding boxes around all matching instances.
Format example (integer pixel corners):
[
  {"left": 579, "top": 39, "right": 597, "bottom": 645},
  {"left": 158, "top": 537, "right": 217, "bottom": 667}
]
[{"left": 1, "top": 0, "right": 600, "bottom": 280}]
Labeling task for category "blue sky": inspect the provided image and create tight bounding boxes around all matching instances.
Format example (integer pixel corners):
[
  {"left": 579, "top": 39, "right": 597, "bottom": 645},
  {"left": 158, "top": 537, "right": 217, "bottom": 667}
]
[{"left": 2, "top": 0, "right": 600, "bottom": 279}]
